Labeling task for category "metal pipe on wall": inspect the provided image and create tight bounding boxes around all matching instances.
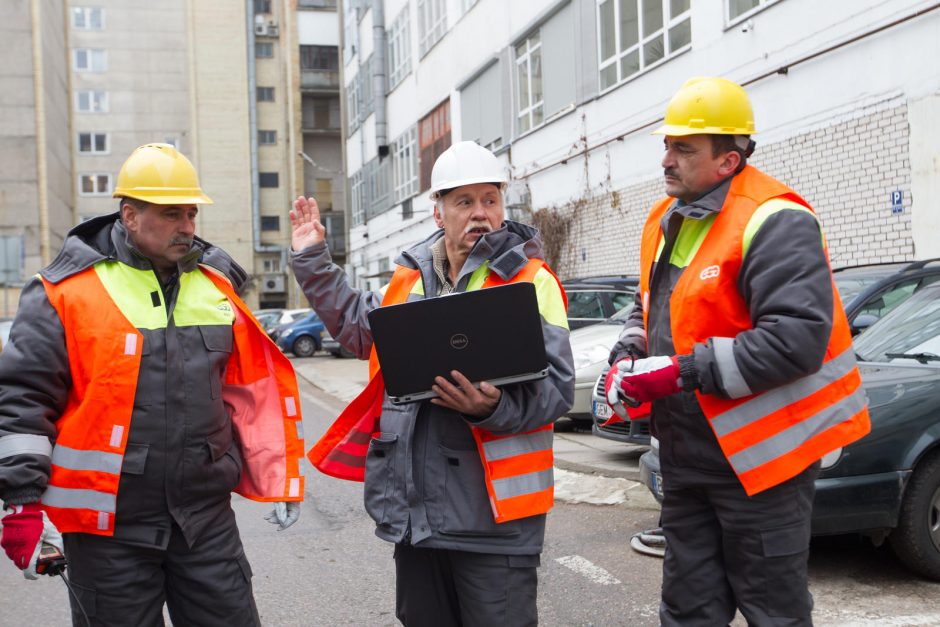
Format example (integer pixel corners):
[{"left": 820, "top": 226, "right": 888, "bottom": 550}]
[{"left": 371, "top": 0, "right": 388, "bottom": 156}]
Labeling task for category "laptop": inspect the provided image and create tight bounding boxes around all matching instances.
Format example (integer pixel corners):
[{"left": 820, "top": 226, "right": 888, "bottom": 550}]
[{"left": 367, "top": 282, "right": 549, "bottom": 404}]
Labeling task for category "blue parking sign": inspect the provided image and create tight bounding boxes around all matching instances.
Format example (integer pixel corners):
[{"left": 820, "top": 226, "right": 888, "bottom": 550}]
[{"left": 891, "top": 190, "right": 903, "bottom": 214}]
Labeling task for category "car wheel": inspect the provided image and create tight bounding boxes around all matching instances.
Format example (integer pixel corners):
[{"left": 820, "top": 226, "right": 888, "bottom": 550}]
[
  {"left": 889, "top": 451, "right": 940, "bottom": 580},
  {"left": 292, "top": 335, "right": 318, "bottom": 358}
]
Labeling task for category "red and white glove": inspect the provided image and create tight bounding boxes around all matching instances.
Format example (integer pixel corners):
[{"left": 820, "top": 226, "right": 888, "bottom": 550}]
[
  {"left": 1, "top": 503, "right": 63, "bottom": 580},
  {"left": 606, "top": 355, "right": 681, "bottom": 414}
]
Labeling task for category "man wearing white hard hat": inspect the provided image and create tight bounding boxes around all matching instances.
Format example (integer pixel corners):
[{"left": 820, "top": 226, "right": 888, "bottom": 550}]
[{"left": 290, "top": 141, "right": 574, "bottom": 626}]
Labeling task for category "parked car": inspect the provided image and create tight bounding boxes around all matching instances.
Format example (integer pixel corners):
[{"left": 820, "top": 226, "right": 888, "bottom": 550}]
[
  {"left": 561, "top": 276, "right": 637, "bottom": 330},
  {"left": 640, "top": 279, "right": 940, "bottom": 580},
  {"left": 591, "top": 259, "right": 940, "bottom": 444},
  {"left": 253, "top": 308, "right": 311, "bottom": 339},
  {"left": 566, "top": 305, "right": 636, "bottom": 426},
  {"left": 274, "top": 311, "right": 326, "bottom": 357},
  {"left": 321, "top": 328, "right": 354, "bottom": 358}
]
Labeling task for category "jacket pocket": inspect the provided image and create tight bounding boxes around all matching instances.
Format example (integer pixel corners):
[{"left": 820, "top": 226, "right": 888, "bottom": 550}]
[
  {"left": 761, "top": 521, "right": 813, "bottom": 618},
  {"left": 205, "top": 424, "right": 241, "bottom": 493},
  {"left": 438, "top": 445, "right": 519, "bottom": 538},
  {"left": 199, "top": 325, "right": 234, "bottom": 399},
  {"left": 364, "top": 433, "right": 398, "bottom": 527},
  {"left": 121, "top": 443, "right": 149, "bottom": 475}
]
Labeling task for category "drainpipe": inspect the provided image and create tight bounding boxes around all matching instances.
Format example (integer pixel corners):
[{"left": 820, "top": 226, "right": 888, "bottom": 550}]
[
  {"left": 246, "top": 0, "right": 280, "bottom": 258},
  {"left": 30, "top": 0, "right": 50, "bottom": 265},
  {"left": 371, "top": 0, "right": 388, "bottom": 157}
]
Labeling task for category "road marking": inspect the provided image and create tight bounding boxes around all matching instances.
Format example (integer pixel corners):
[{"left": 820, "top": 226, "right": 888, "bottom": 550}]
[{"left": 555, "top": 555, "right": 621, "bottom": 585}]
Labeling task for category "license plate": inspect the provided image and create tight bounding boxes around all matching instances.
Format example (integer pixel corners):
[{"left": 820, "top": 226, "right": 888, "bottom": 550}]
[
  {"left": 651, "top": 472, "right": 664, "bottom": 498},
  {"left": 593, "top": 400, "right": 612, "bottom": 419}
]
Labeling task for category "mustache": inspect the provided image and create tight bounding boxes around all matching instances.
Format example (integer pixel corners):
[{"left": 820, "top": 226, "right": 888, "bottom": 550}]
[
  {"left": 171, "top": 237, "right": 194, "bottom": 247},
  {"left": 463, "top": 223, "right": 493, "bottom": 235},
  {"left": 664, "top": 168, "right": 679, "bottom": 178}
]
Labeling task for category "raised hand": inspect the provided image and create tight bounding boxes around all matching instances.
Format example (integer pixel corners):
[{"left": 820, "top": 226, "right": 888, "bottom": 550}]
[{"left": 290, "top": 196, "right": 327, "bottom": 252}]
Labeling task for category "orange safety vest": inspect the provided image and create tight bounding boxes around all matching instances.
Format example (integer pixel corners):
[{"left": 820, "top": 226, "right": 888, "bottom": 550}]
[
  {"left": 639, "top": 166, "right": 870, "bottom": 496},
  {"left": 40, "top": 264, "right": 304, "bottom": 535},
  {"left": 309, "top": 258, "right": 566, "bottom": 523}
]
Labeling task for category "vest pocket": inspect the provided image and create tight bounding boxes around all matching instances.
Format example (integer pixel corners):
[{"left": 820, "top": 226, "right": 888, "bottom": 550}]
[
  {"left": 199, "top": 325, "right": 234, "bottom": 399},
  {"left": 364, "top": 433, "right": 398, "bottom": 527},
  {"left": 438, "top": 445, "right": 519, "bottom": 537}
]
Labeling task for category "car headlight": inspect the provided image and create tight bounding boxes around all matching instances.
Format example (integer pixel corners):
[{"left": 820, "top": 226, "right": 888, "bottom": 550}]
[
  {"left": 280, "top": 328, "right": 294, "bottom": 339},
  {"left": 573, "top": 344, "right": 612, "bottom": 371},
  {"left": 820, "top": 447, "right": 842, "bottom": 469}
]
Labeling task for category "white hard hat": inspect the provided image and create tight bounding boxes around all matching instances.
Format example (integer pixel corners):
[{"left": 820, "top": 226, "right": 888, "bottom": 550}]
[{"left": 429, "top": 141, "right": 508, "bottom": 200}]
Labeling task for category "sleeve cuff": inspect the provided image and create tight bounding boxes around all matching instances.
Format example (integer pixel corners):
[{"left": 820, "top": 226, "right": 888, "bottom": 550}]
[
  {"left": 677, "top": 353, "right": 700, "bottom": 392},
  {"left": 2, "top": 487, "right": 43, "bottom": 506}
]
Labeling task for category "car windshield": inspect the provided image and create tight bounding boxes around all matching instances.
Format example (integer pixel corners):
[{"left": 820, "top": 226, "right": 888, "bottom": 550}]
[
  {"left": 833, "top": 269, "right": 897, "bottom": 305},
  {"left": 605, "top": 302, "right": 636, "bottom": 324},
  {"left": 854, "top": 282, "right": 940, "bottom": 363}
]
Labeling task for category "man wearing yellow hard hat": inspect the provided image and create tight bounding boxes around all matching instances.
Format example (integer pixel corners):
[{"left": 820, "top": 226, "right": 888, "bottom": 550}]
[
  {"left": 604, "top": 78, "right": 870, "bottom": 624},
  {"left": 0, "top": 144, "right": 305, "bottom": 625}
]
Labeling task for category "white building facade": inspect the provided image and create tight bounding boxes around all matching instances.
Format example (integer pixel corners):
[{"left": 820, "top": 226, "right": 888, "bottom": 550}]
[{"left": 342, "top": 0, "right": 940, "bottom": 288}]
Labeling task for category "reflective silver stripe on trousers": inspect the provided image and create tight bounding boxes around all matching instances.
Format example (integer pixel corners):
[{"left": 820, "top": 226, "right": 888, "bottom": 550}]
[
  {"left": 41, "top": 486, "right": 117, "bottom": 513},
  {"left": 482, "top": 430, "right": 553, "bottom": 461},
  {"left": 711, "top": 348, "right": 858, "bottom": 438},
  {"left": 492, "top": 468, "right": 554, "bottom": 500},
  {"left": 51, "top": 444, "right": 122, "bottom": 475},
  {"left": 0, "top": 434, "right": 52, "bottom": 459},
  {"left": 712, "top": 337, "right": 752, "bottom": 399},
  {"left": 729, "top": 388, "right": 868, "bottom": 475}
]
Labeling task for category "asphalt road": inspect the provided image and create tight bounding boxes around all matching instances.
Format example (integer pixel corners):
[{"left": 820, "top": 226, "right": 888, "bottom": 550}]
[{"left": 2, "top": 356, "right": 940, "bottom": 625}]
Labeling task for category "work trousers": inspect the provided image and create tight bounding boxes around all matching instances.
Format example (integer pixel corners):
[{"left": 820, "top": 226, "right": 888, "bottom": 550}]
[
  {"left": 394, "top": 543, "right": 539, "bottom": 627},
  {"left": 659, "top": 463, "right": 819, "bottom": 627},
  {"left": 62, "top": 507, "right": 260, "bottom": 627}
]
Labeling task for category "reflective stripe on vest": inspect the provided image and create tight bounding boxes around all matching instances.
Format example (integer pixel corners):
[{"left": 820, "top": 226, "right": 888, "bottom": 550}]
[
  {"left": 40, "top": 263, "right": 304, "bottom": 536},
  {"left": 638, "top": 166, "right": 870, "bottom": 496},
  {"left": 308, "top": 256, "right": 566, "bottom": 523}
]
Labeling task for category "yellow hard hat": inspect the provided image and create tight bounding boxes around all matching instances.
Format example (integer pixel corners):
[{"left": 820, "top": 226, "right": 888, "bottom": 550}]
[
  {"left": 112, "top": 143, "right": 213, "bottom": 205},
  {"left": 652, "top": 77, "right": 757, "bottom": 136}
]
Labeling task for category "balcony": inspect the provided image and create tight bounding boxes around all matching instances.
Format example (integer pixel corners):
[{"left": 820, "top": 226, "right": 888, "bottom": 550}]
[
  {"left": 301, "top": 69, "right": 340, "bottom": 92},
  {"left": 298, "top": 0, "right": 337, "bottom": 8}
]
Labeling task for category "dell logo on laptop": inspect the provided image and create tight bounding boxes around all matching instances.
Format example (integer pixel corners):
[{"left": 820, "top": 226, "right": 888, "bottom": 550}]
[{"left": 450, "top": 333, "right": 469, "bottom": 350}]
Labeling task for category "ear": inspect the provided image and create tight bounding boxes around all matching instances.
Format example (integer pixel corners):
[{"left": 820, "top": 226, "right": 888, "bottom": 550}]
[
  {"left": 432, "top": 203, "right": 444, "bottom": 228},
  {"left": 120, "top": 202, "right": 138, "bottom": 232},
  {"left": 717, "top": 150, "right": 742, "bottom": 177}
]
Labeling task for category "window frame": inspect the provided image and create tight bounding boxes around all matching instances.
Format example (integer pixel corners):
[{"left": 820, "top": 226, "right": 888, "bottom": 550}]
[
  {"left": 77, "top": 132, "right": 109, "bottom": 154},
  {"left": 71, "top": 7, "right": 105, "bottom": 30},
  {"left": 258, "top": 130, "right": 277, "bottom": 145},
  {"left": 78, "top": 173, "right": 111, "bottom": 196},
  {"left": 515, "top": 31, "right": 544, "bottom": 135},
  {"left": 387, "top": 6, "right": 412, "bottom": 90},
  {"left": 259, "top": 172, "right": 280, "bottom": 188},
  {"left": 350, "top": 169, "right": 365, "bottom": 226},
  {"left": 257, "top": 86, "right": 276, "bottom": 102},
  {"left": 346, "top": 75, "right": 361, "bottom": 135},
  {"left": 73, "top": 48, "right": 107, "bottom": 72},
  {"left": 260, "top": 215, "right": 281, "bottom": 232},
  {"left": 392, "top": 126, "right": 418, "bottom": 203},
  {"left": 256, "top": 42, "right": 274, "bottom": 58},
  {"left": 75, "top": 90, "right": 108, "bottom": 113},
  {"left": 725, "top": 0, "right": 781, "bottom": 27},
  {"left": 596, "top": 0, "right": 692, "bottom": 94},
  {"left": 417, "top": 0, "right": 447, "bottom": 58}
]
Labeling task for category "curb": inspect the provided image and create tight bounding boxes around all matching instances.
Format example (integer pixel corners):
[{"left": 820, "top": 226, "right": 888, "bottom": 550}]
[{"left": 553, "top": 458, "right": 642, "bottom": 483}]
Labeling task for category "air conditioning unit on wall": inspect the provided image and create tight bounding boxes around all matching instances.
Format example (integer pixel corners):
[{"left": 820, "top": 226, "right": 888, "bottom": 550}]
[
  {"left": 254, "top": 18, "right": 279, "bottom": 37},
  {"left": 261, "top": 273, "right": 285, "bottom": 293}
]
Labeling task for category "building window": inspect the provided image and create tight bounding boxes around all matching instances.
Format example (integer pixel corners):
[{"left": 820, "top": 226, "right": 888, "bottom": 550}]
[
  {"left": 346, "top": 76, "right": 361, "bottom": 134},
  {"left": 256, "top": 42, "right": 274, "bottom": 58},
  {"left": 304, "top": 96, "right": 340, "bottom": 130},
  {"left": 75, "top": 90, "right": 108, "bottom": 113},
  {"left": 392, "top": 126, "right": 418, "bottom": 203},
  {"left": 300, "top": 45, "right": 339, "bottom": 71},
  {"left": 259, "top": 172, "right": 279, "bottom": 187},
  {"left": 261, "top": 216, "right": 280, "bottom": 231},
  {"left": 71, "top": 7, "right": 104, "bottom": 30},
  {"left": 315, "top": 178, "right": 333, "bottom": 210},
  {"left": 263, "top": 257, "right": 281, "bottom": 272},
  {"left": 418, "top": 99, "right": 451, "bottom": 191},
  {"left": 257, "top": 86, "right": 275, "bottom": 102},
  {"left": 79, "top": 174, "right": 111, "bottom": 196},
  {"left": 73, "top": 48, "right": 107, "bottom": 72},
  {"left": 368, "top": 156, "right": 392, "bottom": 219},
  {"left": 360, "top": 55, "right": 374, "bottom": 119},
  {"left": 78, "top": 133, "right": 108, "bottom": 154},
  {"left": 597, "top": 0, "right": 691, "bottom": 91},
  {"left": 727, "top": 0, "right": 777, "bottom": 23},
  {"left": 515, "top": 32, "right": 543, "bottom": 134},
  {"left": 254, "top": 0, "right": 272, "bottom": 14},
  {"left": 258, "top": 130, "right": 277, "bottom": 145},
  {"left": 417, "top": 0, "right": 447, "bottom": 57},
  {"left": 350, "top": 170, "right": 365, "bottom": 226},
  {"left": 387, "top": 7, "right": 411, "bottom": 89}
]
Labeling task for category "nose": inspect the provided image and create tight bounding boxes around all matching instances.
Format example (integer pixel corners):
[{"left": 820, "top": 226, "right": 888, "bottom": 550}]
[
  {"left": 661, "top": 147, "right": 676, "bottom": 170},
  {"left": 180, "top": 215, "right": 196, "bottom": 236}
]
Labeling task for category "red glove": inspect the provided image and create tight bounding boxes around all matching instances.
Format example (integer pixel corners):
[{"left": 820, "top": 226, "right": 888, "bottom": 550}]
[
  {"left": 606, "top": 355, "right": 681, "bottom": 408},
  {"left": 1, "top": 503, "right": 63, "bottom": 580}
]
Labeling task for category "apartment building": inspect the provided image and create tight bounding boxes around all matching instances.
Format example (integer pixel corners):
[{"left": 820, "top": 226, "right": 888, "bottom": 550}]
[
  {"left": 0, "top": 0, "right": 72, "bottom": 316},
  {"left": 342, "top": 0, "right": 940, "bottom": 289}
]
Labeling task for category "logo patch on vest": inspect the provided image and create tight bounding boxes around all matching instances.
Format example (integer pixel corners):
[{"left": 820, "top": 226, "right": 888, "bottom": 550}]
[
  {"left": 700, "top": 265, "right": 720, "bottom": 280},
  {"left": 450, "top": 333, "right": 469, "bottom": 350}
]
